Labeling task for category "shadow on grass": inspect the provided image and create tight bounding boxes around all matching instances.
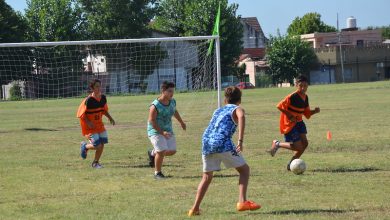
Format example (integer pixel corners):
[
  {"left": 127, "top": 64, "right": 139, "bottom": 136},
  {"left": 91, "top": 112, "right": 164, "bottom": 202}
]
[
  {"left": 179, "top": 173, "right": 263, "bottom": 179},
  {"left": 24, "top": 127, "right": 58, "bottom": 132},
  {"left": 179, "top": 174, "right": 238, "bottom": 179},
  {"left": 313, "top": 167, "right": 380, "bottom": 173},
  {"left": 258, "top": 208, "right": 359, "bottom": 215},
  {"left": 111, "top": 163, "right": 182, "bottom": 169}
]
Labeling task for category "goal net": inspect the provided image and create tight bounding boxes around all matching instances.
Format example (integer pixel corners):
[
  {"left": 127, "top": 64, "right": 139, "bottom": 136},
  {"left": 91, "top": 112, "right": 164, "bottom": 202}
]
[{"left": 0, "top": 36, "right": 221, "bottom": 104}]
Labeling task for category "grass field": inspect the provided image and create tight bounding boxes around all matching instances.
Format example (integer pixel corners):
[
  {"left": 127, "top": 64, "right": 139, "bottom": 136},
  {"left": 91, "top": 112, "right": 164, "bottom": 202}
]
[{"left": 0, "top": 81, "right": 389, "bottom": 220}]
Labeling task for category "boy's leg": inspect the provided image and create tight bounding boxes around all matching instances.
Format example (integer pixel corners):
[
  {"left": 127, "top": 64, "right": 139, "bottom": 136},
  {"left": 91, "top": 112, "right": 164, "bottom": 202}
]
[
  {"left": 164, "top": 135, "right": 177, "bottom": 156},
  {"left": 235, "top": 164, "right": 250, "bottom": 203},
  {"left": 149, "top": 135, "right": 168, "bottom": 175},
  {"left": 190, "top": 172, "right": 214, "bottom": 212},
  {"left": 154, "top": 150, "right": 166, "bottom": 173},
  {"left": 94, "top": 143, "right": 104, "bottom": 162},
  {"left": 288, "top": 134, "right": 308, "bottom": 166}
]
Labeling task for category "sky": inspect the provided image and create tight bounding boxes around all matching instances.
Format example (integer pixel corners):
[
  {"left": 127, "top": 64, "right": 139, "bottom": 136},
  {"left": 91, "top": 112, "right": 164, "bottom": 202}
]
[{"left": 5, "top": 0, "right": 390, "bottom": 37}]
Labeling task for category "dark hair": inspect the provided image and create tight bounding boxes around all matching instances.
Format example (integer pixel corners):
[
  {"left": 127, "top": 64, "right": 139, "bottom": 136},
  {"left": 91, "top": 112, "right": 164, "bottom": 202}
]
[
  {"left": 89, "top": 79, "right": 101, "bottom": 90},
  {"left": 160, "top": 81, "right": 175, "bottom": 91},
  {"left": 225, "top": 86, "right": 242, "bottom": 104},
  {"left": 295, "top": 75, "right": 308, "bottom": 84}
]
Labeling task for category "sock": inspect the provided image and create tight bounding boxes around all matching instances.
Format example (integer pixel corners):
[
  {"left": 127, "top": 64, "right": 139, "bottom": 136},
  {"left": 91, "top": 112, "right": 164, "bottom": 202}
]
[
  {"left": 154, "top": 171, "right": 160, "bottom": 175},
  {"left": 275, "top": 140, "right": 280, "bottom": 148}
]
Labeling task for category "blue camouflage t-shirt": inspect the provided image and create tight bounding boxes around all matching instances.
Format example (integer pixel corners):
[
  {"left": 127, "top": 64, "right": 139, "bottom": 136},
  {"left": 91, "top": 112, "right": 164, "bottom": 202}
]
[
  {"left": 202, "top": 104, "right": 239, "bottom": 155},
  {"left": 147, "top": 98, "right": 176, "bottom": 137}
]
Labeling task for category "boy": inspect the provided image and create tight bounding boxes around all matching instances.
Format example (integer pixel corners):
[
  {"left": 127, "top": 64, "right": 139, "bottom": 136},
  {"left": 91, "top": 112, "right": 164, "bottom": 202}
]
[
  {"left": 267, "top": 75, "right": 320, "bottom": 170},
  {"left": 188, "top": 86, "right": 260, "bottom": 216},
  {"left": 147, "top": 81, "right": 186, "bottom": 179},
  {"left": 77, "top": 79, "right": 115, "bottom": 169}
]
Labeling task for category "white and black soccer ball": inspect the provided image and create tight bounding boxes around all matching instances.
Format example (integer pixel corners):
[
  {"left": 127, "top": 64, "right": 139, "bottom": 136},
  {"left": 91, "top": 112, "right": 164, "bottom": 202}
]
[{"left": 290, "top": 159, "right": 306, "bottom": 175}]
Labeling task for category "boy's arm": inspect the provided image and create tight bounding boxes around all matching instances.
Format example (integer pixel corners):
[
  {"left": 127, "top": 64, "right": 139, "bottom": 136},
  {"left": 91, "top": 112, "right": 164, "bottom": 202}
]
[
  {"left": 310, "top": 107, "right": 320, "bottom": 115},
  {"left": 277, "top": 106, "right": 296, "bottom": 122},
  {"left": 235, "top": 107, "right": 245, "bottom": 152},
  {"left": 148, "top": 105, "right": 171, "bottom": 138},
  {"left": 104, "top": 111, "right": 115, "bottom": 125},
  {"left": 81, "top": 115, "right": 94, "bottom": 129},
  {"left": 174, "top": 110, "right": 186, "bottom": 130}
]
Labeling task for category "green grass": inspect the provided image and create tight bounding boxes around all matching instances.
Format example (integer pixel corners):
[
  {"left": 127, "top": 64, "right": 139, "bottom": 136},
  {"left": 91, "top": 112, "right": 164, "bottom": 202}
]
[{"left": 0, "top": 81, "right": 389, "bottom": 219}]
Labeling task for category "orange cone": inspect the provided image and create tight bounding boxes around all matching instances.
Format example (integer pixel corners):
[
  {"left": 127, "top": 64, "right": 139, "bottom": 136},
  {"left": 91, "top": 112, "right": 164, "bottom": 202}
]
[{"left": 327, "top": 131, "right": 332, "bottom": 141}]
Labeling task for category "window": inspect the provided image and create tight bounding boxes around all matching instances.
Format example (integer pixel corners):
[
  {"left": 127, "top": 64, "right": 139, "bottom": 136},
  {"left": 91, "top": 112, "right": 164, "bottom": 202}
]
[{"left": 356, "top": 40, "right": 364, "bottom": 47}]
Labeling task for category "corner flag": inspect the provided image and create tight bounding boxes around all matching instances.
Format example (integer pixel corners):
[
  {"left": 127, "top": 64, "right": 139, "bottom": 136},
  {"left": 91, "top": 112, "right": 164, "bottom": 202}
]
[{"left": 207, "top": 3, "right": 221, "bottom": 56}]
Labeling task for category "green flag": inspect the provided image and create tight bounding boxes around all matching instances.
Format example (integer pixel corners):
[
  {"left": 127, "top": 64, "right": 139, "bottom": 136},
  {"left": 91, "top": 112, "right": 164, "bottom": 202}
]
[{"left": 207, "top": 3, "right": 221, "bottom": 56}]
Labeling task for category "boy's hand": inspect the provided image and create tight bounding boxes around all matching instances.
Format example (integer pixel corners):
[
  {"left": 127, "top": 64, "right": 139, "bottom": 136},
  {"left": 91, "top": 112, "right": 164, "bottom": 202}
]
[
  {"left": 314, "top": 107, "right": 320, "bottom": 114},
  {"left": 110, "top": 118, "right": 115, "bottom": 125},
  {"left": 180, "top": 122, "right": 186, "bottom": 131},
  {"left": 288, "top": 114, "right": 297, "bottom": 122},
  {"left": 236, "top": 143, "right": 243, "bottom": 153},
  {"left": 162, "top": 131, "right": 172, "bottom": 138}
]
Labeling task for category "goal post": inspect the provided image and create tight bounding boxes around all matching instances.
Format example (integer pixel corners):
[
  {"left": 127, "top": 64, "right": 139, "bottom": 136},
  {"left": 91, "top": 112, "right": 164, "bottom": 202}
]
[{"left": 0, "top": 35, "right": 222, "bottom": 107}]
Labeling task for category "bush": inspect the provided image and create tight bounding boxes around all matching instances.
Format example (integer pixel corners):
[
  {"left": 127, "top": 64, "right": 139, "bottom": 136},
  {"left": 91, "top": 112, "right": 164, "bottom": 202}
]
[{"left": 9, "top": 82, "right": 22, "bottom": 101}]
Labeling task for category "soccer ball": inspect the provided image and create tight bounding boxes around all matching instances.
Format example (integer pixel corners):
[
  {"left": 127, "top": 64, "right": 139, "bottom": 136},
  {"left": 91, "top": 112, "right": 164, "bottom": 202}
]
[{"left": 290, "top": 159, "right": 306, "bottom": 175}]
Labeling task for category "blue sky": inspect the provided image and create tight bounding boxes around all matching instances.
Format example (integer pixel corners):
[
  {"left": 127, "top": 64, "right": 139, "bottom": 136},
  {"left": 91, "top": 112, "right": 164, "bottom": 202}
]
[{"left": 6, "top": 0, "right": 390, "bottom": 36}]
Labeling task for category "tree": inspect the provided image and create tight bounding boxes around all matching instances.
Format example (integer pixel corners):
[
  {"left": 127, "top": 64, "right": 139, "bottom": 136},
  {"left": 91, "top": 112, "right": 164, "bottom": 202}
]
[
  {"left": 0, "top": 0, "right": 28, "bottom": 43},
  {"left": 79, "top": 0, "right": 158, "bottom": 39},
  {"left": 25, "top": 0, "right": 84, "bottom": 42},
  {"left": 234, "top": 63, "right": 246, "bottom": 82},
  {"left": 153, "top": 0, "right": 243, "bottom": 76},
  {"left": 381, "top": 25, "right": 390, "bottom": 39},
  {"left": 287, "top": 12, "right": 337, "bottom": 36},
  {"left": 266, "top": 34, "right": 317, "bottom": 84}
]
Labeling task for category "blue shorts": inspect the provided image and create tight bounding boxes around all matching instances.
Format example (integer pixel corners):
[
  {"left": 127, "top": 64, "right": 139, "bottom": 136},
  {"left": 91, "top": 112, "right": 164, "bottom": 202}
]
[
  {"left": 284, "top": 121, "right": 307, "bottom": 143},
  {"left": 88, "top": 131, "right": 108, "bottom": 148}
]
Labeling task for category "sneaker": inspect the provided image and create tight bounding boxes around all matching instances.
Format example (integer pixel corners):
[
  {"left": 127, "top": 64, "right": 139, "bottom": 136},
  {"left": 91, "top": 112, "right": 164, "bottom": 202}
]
[
  {"left": 237, "top": 200, "right": 261, "bottom": 211},
  {"left": 287, "top": 163, "right": 291, "bottom": 171},
  {"left": 154, "top": 171, "right": 165, "bottom": 180},
  {"left": 148, "top": 150, "right": 155, "bottom": 168},
  {"left": 80, "top": 141, "right": 88, "bottom": 159},
  {"left": 92, "top": 161, "right": 103, "bottom": 169},
  {"left": 267, "top": 140, "right": 279, "bottom": 157},
  {"left": 188, "top": 209, "right": 200, "bottom": 216}
]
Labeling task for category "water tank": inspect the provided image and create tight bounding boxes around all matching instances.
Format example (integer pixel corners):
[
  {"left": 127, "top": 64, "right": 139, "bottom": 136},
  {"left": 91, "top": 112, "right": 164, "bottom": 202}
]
[{"left": 346, "top": 16, "right": 357, "bottom": 29}]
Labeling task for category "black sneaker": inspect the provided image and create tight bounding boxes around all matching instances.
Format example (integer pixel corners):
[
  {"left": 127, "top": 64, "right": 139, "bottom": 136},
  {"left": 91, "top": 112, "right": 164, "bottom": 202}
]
[
  {"left": 154, "top": 172, "right": 165, "bottom": 180},
  {"left": 287, "top": 163, "right": 291, "bottom": 171},
  {"left": 148, "top": 150, "right": 155, "bottom": 167}
]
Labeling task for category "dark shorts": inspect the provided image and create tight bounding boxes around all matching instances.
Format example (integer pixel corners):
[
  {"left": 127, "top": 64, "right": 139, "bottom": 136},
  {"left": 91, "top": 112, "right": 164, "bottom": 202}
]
[{"left": 284, "top": 121, "right": 307, "bottom": 143}]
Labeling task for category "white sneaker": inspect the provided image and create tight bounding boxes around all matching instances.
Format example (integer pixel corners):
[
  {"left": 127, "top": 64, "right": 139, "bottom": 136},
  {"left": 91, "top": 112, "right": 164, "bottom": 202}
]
[{"left": 92, "top": 161, "right": 103, "bottom": 169}]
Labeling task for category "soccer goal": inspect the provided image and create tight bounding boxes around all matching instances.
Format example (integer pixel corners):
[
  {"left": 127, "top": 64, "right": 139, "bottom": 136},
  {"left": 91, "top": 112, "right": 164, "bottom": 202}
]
[{"left": 0, "top": 35, "right": 222, "bottom": 106}]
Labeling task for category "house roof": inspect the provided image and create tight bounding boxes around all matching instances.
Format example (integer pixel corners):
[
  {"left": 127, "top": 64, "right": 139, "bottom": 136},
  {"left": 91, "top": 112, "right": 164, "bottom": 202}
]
[
  {"left": 239, "top": 48, "right": 266, "bottom": 61},
  {"left": 241, "top": 17, "right": 262, "bottom": 33}
]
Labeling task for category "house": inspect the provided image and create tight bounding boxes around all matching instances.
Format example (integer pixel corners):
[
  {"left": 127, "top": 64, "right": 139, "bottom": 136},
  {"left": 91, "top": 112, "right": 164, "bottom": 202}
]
[
  {"left": 237, "top": 17, "right": 268, "bottom": 86},
  {"left": 301, "top": 17, "right": 390, "bottom": 84}
]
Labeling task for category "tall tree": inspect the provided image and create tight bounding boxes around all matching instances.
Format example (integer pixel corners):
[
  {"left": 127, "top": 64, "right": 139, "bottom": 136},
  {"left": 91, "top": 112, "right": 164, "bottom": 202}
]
[
  {"left": 287, "top": 12, "right": 337, "bottom": 36},
  {"left": 25, "top": 0, "right": 84, "bottom": 42},
  {"left": 381, "top": 25, "right": 390, "bottom": 39},
  {"left": 153, "top": 0, "right": 243, "bottom": 76},
  {"left": 79, "top": 0, "right": 158, "bottom": 39},
  {"left": 0, "top": 0, "right": 27, "bottom": 43},
  {"left": 266, "top": 34, "right": 317, "bottom": 84}
]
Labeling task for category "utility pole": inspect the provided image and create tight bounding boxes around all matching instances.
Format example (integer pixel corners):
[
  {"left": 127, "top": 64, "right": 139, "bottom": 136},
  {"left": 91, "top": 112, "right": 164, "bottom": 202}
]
[{"left": 337, "top": 13, "right": 345, "bottom": 83}]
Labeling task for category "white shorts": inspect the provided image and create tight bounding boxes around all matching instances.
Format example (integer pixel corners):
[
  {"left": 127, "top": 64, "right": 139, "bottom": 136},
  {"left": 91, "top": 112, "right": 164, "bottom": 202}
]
[
  {"left": 149, "top": 134, "right": 177, "bottom": 152},
  {"left": 202, "top": 150, "right": 246, "bottom": 172}
]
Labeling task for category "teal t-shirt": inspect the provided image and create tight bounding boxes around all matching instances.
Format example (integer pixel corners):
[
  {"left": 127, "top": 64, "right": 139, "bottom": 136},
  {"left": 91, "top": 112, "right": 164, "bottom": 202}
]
[{"left": 147, "top": 98, "right": 176, "bottom": 137}]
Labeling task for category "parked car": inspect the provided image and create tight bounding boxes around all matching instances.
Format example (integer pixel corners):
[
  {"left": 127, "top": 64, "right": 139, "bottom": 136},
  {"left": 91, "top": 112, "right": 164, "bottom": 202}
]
[
  {"left": 236, "top": 82, "right": 255, "bottom": 89},
  {"left": 221, "top": 81, "right": 236, "bottom": 88}
]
